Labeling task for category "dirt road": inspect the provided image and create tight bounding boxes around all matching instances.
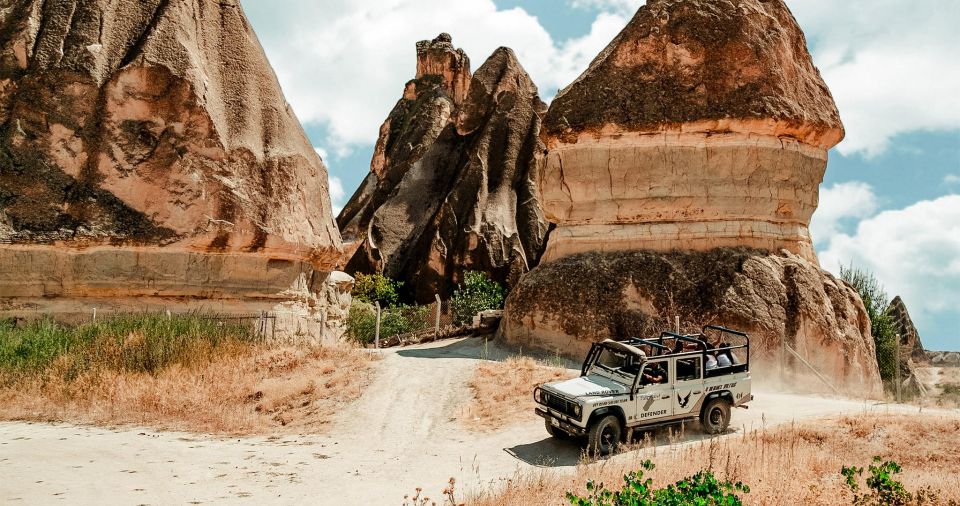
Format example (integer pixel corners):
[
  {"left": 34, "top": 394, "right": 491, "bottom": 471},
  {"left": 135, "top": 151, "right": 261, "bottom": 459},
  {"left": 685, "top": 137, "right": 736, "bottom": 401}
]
[{"left": 0, "top": 338, "right": 946, "bottom": 505}]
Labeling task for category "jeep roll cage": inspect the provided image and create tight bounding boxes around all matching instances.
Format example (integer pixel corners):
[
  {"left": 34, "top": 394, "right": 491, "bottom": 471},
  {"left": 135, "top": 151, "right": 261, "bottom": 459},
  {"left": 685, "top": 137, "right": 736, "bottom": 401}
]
[{"left": 580, "top": 326, "right": 751, "bottom": 400}]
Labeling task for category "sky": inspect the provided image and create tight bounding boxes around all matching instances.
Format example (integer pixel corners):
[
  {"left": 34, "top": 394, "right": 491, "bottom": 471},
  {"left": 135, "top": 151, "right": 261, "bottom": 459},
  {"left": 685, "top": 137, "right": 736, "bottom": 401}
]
[{"left": 241, "top": 0, "right": 960, "bottom": 351}]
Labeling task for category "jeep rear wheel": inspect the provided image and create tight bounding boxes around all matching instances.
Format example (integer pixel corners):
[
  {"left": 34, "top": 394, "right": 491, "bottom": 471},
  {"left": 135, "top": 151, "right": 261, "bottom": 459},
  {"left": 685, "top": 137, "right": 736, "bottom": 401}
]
[
  {"left": 700, "top": 398, "right": 731, "bottom": 434},
  {"left": 587, "top": 415, "right": 622, "bottom": 456}
]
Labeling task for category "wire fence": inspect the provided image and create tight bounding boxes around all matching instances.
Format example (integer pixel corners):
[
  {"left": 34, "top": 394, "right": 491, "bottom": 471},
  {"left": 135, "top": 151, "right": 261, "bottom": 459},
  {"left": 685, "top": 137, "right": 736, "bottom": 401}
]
[
  {"left": 2, "top": 309, "right": 278, "bottom": 341},
  {"left": 367, "top": 296, "right": 462, "bottom": 348}
]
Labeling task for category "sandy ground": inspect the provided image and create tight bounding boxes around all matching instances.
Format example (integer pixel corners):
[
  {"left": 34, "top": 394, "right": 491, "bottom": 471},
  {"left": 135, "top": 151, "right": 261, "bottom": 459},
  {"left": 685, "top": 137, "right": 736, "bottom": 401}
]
[{"left": 1, "top": 337, "right": 954, "bottom": 505}]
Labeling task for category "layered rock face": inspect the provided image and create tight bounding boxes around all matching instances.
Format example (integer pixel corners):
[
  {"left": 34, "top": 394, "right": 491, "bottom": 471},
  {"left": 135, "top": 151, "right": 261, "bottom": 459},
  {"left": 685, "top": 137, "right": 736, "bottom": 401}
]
[
  {"left": 0, "top": 0, "right": 348, "bottom": 340},
  {"left": 337, "top": 34, "right": 548, "bottom": 302},
  {"left": 503, "top": 0, "right": 882, "bottom": 396},
  {"left": 539, "top": 0, "right": 843, "bottom": 263}
]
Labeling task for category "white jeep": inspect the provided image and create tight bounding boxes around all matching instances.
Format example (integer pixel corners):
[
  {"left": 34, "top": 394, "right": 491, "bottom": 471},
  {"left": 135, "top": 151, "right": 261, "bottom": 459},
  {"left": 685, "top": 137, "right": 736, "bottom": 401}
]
[{"left": 534, "top": 326, "right": 753, "bottom": 455}]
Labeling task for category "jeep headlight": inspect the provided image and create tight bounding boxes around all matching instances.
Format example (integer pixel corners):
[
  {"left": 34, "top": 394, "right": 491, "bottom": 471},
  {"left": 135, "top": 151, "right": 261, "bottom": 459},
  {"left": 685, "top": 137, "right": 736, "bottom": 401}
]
[
  {"left": 534, "top": 387, "right": 542, "bottom": 404},
  {"left": 572, "top": 402, "right": 582, "bottom": 419}
]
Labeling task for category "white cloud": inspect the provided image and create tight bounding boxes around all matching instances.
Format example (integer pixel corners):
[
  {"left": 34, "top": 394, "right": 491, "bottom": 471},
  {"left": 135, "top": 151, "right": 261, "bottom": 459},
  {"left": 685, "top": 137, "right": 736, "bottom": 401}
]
[
  {"left": 789, "top": 1, "right": 960, "bottom": 157},
  {"left": 809, "top": 182, "right": 878, "bottom": 247},
  {"left": 945, "top": 174, "right": 960, "bottom": 186},
  {"left": 819, "top": 195, "right": 960, "bottom": 333},
  {"left": 315, "top": 147, "right": 345, "bottom": 214},
  {"left": 242, "top": 0, "right": 627, "bottom": 152},
  {"left": 329, "top": 176, "right": 345, "bottom": 215}
]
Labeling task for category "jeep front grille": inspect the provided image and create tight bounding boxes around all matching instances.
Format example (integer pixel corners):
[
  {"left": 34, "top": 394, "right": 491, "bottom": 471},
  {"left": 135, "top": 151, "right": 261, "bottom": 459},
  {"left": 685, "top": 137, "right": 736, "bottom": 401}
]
[{"left": 543, "top": 391, "right": 579, "bottom": 420}]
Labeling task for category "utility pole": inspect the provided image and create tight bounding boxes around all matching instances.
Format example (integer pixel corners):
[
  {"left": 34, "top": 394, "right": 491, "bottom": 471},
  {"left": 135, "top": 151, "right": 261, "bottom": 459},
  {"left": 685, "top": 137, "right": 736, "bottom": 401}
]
[{"left": 895, "top": 333, "right": 902, "bottom": 403}]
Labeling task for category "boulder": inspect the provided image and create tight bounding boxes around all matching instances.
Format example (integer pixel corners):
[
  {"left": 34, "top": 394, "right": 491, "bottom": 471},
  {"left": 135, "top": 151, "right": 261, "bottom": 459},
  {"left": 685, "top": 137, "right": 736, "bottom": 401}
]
[
  {"left": 0, "top": 0, "right": 347, "bottom": 341},
  {"left": 337, "top": 35, "right": 549, "bottom": 302}
]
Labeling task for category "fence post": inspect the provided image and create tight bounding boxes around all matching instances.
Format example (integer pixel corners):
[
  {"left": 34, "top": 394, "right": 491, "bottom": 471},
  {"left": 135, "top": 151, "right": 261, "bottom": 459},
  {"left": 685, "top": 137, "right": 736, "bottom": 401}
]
[
  {"left": 434, "top": 294, "right": 442, "bottom": 334},
  {"left": 92, "top": 307, "right": 97, "bottom": 322},
  {"left": 375, "top": 301, "right": 381, "bottom": 349}
]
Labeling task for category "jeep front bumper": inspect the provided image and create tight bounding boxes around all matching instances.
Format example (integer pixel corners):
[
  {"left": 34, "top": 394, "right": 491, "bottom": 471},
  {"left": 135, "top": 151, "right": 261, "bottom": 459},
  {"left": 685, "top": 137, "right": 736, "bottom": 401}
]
[{"left": 535, "top": 407, "right": 586, "bottom": 437}]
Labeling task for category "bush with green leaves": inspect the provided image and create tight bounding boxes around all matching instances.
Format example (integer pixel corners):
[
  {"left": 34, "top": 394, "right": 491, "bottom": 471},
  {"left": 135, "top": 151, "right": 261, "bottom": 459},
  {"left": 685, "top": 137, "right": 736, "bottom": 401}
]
[
  {"left": 352, "top": 273, "right": 403, "bottom": 307},
  {"left": 345, "top": 301, "right": 431, "bottom": 345},
  {"left": 566, "top": 460, "right": 749, "bottom": 506},
  {"left": 841, "top": 457, "right": 947, "bottom": 506},
  {"left": 450, "top": 271, "right": 505, "bottom": 325},
  {"left": 840, "top": 265, "right": 898, "bottom": 382}
]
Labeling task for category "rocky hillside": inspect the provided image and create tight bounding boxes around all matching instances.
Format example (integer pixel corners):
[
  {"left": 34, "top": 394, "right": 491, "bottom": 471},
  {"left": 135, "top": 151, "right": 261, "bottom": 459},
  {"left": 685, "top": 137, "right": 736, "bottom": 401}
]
[
  {"left": 889, "top": 296, "right": 927, "bottom": 362},
  {"left": 502, "top": 0, "right": 882, "bottom": 396},
  {"left": 337, "top": 34, "right": 548, "bottom": 302},
  {"left": 0, "top": 0, "right": 347, "bottom": 340}
]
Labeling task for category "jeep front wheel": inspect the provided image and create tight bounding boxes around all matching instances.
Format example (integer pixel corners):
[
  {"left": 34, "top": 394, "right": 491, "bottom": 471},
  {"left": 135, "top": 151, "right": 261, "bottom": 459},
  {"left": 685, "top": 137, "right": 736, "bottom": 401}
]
[
  {"left": 587, "top": 415, "right": 622, "bottom": 456},
  {"left": 700, "top": 398, "right": 731, "bottom": 434}
]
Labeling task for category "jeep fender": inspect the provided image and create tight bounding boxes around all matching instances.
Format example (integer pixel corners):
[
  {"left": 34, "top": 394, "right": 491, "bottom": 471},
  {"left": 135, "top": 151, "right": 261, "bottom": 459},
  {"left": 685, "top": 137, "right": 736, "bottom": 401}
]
[
  {"left": 588, "top": 406, "right": 626, "bottom": 429},
  {"left": 699, "top": 391, "right": 734, "bottom": 417}
]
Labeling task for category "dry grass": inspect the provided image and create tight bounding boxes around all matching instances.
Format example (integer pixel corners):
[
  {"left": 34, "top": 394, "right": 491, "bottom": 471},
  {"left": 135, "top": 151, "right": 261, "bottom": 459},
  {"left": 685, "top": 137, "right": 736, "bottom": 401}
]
[
  {"left": 467, "top": 413, "right": 960, "bottom": 505},
  {"left": 0, "top": 343, "right": 375, "bottom": 434},
  {"left": 463, "top": 357, "right": 575, "bottom": 431}
]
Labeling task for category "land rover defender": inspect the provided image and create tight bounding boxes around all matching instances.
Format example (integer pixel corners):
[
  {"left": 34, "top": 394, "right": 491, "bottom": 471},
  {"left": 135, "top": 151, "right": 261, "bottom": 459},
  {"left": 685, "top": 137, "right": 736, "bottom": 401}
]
[{"left": 534, "top": 326, "right": 753, "bottom": 455}]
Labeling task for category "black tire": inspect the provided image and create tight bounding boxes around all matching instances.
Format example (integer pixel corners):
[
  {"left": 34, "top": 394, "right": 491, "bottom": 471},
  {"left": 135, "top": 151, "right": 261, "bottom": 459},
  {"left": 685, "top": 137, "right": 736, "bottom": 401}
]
[
  {"left": 587, "top": 415, "right": 622, "bottom": 456},
  {"left": 700, "top": 398, "right": 731, "bottom": 434},
  {"left": 545, "top": 419, "right": 571, "bottom": 439}
]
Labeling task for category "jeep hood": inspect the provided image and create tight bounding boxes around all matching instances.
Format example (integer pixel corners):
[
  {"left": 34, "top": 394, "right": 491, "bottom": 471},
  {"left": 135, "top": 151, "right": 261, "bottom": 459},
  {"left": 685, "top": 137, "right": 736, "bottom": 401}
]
[{"left": 545, "top": 375, "right": 629, "bottom": 398}]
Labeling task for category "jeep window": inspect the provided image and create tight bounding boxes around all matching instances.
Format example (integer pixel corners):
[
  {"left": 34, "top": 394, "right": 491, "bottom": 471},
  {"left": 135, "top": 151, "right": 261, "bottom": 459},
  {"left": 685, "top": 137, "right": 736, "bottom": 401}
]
[
  {"left": 593, "top": 347, "right": 640, "bottom": 379},
  {"left": 676, "top": 356, "right": 702, "bottom": 381},
  {"left": 640, "top": 360, "right": 669, "bottom": 385}
]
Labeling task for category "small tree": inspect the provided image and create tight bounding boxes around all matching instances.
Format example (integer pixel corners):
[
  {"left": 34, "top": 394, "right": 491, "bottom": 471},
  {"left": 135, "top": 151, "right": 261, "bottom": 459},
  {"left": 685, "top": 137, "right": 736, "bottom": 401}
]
[
  {"left": 352, "top": 273, "right": 402, "bottom": 307},
  {"left": 840, "top": 265, "right": 898, "bottom": 382},
  {"left": 451, "top": 271, "right": 505, "bottom": 325}
]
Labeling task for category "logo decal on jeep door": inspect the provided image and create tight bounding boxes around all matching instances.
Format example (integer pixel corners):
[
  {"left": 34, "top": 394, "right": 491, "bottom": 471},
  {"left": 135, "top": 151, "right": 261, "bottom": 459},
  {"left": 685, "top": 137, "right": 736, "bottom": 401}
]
[{"left": 678, "top": 390, "right": 692, "bottom": 408}]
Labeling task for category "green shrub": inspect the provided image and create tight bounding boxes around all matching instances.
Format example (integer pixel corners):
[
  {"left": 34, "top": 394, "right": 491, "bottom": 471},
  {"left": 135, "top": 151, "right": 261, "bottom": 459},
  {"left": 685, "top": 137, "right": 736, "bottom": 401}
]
[
  {"left": 451, "top": 271, "right": 505, "bottom": 325},
  {"left": 352, "top": 273, "right": 403, "bottom": 307},
  {"left": 0, "top": 313, "right": 253, "bottom": 381},
  {"left": 345, "top": 301, "right": 431, "bottom": 345},
  {"left": 840, "top": 265, "right": 898, "bottom": 382},
  {"left": 566, "top": 460, "right": 749, "bottom": 506},
  {"left": 841, "top": 457, "right": 949, "bottom": 506}
]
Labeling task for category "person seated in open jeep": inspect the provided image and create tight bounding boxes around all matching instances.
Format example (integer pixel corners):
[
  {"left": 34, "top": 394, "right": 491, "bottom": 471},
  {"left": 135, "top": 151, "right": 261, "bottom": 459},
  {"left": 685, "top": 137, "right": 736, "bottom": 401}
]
[
  {"left": 534, "top": 326, "right": 753, "bottom": 456},
  {"left": 641, "top": 363, "right": 667, "bottom": 385}
]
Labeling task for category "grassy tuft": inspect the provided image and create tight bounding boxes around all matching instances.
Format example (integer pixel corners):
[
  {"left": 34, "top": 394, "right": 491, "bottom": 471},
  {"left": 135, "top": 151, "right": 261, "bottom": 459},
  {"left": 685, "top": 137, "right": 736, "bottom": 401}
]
[{"left": 0, "top": 314, "right": 253, "bottom": 381}]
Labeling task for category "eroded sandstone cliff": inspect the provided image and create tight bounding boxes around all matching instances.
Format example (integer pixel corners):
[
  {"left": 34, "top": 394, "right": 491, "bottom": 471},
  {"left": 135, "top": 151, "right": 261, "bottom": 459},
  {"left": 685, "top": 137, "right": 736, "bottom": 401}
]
[
  {"left": 337, "top": 34, "right": 548, "bottom": 302},
  {"left": 539, "top": 0, "right": 843, "bottom": 263},
  {"left": 0, "top": 0, "right": 347, "bottom": 340},
  {"left": 502, "top": 0, "right": 882, "bottom": 396}
]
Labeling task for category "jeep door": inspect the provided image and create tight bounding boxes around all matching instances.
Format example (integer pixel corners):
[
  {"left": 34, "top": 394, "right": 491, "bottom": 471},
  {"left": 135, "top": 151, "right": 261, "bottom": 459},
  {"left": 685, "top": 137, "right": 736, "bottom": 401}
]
[
  {"left": 673, "top": 355, "right": 704, "bottom": 416},
  {"left": 632, "top": 359, "right": 673, "bottom": 425}
]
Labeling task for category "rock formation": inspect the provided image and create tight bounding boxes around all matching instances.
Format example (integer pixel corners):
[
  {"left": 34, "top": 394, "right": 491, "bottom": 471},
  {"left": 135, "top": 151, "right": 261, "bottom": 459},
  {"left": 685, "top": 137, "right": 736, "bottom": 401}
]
[
  {"left": 337, "top": 34, "right": 549, "bottom": 302},
  {"left": 0, "top": 0, "right": 348, "bottom": 340},
  {"left": 888, "top": 296, "right": 927, "bottom": 362},
  {"left": 502, "top": 0, "right": 882, "bottom": 396},
  {"left": 539, "top": 0, "right": 842, "bottom": 263}
]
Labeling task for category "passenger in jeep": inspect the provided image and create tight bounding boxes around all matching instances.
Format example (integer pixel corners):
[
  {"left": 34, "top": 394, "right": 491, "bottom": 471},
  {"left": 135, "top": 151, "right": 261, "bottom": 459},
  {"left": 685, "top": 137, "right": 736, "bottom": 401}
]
[{"left": 642, "top": 364, "right": 667, "bottom": 385}]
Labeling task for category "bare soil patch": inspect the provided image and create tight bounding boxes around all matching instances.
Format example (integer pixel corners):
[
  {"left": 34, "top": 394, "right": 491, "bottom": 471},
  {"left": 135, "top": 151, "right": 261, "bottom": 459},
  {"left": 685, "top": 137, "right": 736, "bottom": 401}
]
[
  {"left": 467, "top": 413, "right": 960, "bottom": 505},
  {"left": 463, "top": 356, "right": 576, "bottom": 431}
]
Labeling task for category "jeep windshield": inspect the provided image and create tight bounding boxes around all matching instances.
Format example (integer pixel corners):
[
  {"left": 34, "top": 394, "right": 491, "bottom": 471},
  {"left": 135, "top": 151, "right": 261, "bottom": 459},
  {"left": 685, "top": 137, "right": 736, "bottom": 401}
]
[{"left": 585, "top": 341, "right": 644, "bottom": 381}]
